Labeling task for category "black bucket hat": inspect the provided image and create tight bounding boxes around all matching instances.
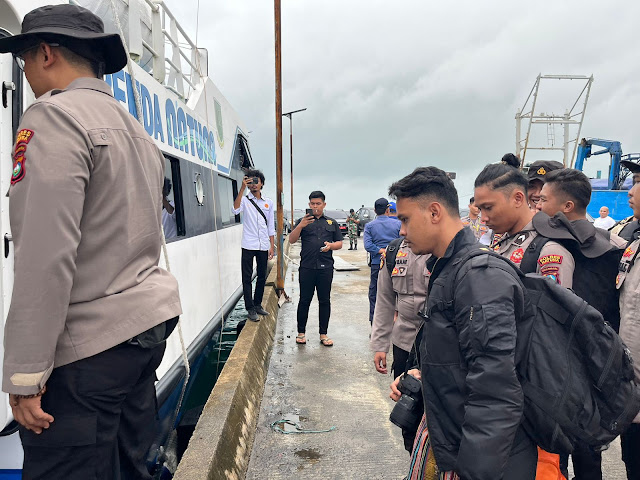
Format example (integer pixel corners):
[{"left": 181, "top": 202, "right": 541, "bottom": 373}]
[
  {"left": 0, "top": 4, "right": 127, "bottom": 74},
  {"left": 621, "top": 160, "right": 640, "bottom": 174},
  {"left": 532, "top": 211, "right": 613, "bottom": 258}
]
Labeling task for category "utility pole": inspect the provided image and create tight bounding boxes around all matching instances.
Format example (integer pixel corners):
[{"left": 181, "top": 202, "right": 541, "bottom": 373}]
[
  {"left": 283, "top": 108, "right": 307, "bottom": 233},
  {"left": 274, "top": 0, "right": 284, "bottom": 295}
]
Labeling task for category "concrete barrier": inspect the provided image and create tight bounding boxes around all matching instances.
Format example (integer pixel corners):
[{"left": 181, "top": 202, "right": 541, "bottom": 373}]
[{"left": 173, "top": 241, "right": 290, "bottom": 480}]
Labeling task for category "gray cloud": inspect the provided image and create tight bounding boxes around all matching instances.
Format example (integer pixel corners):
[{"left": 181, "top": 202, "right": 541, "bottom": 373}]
[{"left": 180, "top": 0, "right": 640, "bottom": 209}]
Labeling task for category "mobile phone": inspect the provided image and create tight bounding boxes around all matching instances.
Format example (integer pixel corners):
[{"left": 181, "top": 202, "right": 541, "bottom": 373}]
[{"left": 305, "top": 208, "right": 313, "bottom": 216}]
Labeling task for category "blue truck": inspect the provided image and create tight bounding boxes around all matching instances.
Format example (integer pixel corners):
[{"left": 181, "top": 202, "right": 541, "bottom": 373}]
[{"left": 575, "top": 138, "right": 640, "bottom": 220}]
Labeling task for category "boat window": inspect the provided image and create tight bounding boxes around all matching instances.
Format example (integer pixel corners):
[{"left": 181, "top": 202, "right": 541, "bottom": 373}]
[
  {"left": 218, "top": 175, "right": 239, "bottom": 227},
  {"left": 163, "top": 156, "right": 186, "bottom": 240}
]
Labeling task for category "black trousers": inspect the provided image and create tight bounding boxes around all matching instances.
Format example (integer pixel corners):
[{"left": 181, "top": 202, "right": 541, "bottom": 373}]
[
  {"left": 241, "top": 248, "right": 268, "bottom": 311},
  {"left": 391, "top": 345, "right": 415, "bottom": 452},
  {"left": 559, "top": 447, "right": 602, "bottom": 480},
  {"left": 297, "top": 267, "right": 333, "bottom": 335},
  {"left": 392, "top": 344, "right": 410, "bottom": 378},
  {"left": 622, "top": 423, "right": 640, "bottom": 480},
  {"left": 20, "top": 341, "right": 166, "bottom": 480},
  {"left": 368, "top": 265, "right": 380, "bottom": 324}
]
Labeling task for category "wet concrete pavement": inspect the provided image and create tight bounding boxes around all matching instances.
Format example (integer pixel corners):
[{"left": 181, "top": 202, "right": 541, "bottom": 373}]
[
  {"left": 245, "top": 242, "right": 629, "bottom": 479},
  {"left": 246, "top": 243, "right": 408, "bottom": 479}
]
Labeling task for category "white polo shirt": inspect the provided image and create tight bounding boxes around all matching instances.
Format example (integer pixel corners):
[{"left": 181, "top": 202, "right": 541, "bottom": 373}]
[{"left": 232, "top": 191, "right": 275, "bottom": 251}]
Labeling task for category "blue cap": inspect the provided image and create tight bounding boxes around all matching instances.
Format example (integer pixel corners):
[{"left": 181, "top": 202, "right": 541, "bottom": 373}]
[{"left": 388, "top": 201, "right": 396, "bottom": 213}]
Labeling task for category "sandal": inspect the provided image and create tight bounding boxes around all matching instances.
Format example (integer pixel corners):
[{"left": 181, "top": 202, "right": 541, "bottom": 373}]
[
  {"left": 319, "top": 337, "right": 334, "bottom": 347},
  {"left": 296, "top": 334, "right": 306, "bottom": 344}
]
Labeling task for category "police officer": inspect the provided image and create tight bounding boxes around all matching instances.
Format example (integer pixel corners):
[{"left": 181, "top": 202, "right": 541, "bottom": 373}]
[
  {"left": 616, "top": 160, "right": 640, "bottom": 479},
  {"left": 610, "top": 160, "right": 640, "bottom": 241},
  {"left": 289, "top": 191, "right": 342, "bottom": 346},
  {"left": 371, "top": 238, "right": 429, "bottom": 452},
  {"left": 346, "top": 208, "right": 359, "bottom": 250},
  {"left": 0, "top": 5, "right": 182, "bottom": 479},
  {"left": 474, "top": 163, "right": 575, "bottom": 286},
  {"left": 526, "top": 160, "right": 564, "bottom": 208},
  {"left": 364, "top": 198, "right": 401, "bottom": 324}
]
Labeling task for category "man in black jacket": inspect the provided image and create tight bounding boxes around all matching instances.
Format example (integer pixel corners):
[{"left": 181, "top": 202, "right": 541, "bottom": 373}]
[{"left": 388, "top": 167, "right": 537, "bottom": 480}]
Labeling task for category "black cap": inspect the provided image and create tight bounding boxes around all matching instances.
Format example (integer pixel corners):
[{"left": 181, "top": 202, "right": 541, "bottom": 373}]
[
  {"left": 527, "top": 160, "right": 564, "bottom": 182},
  {"left": 374, "top": 198, "right": 389, "bottom": 212},
  {"left": 621, "top": 160, "right": 640, "bottom": 174},
  {"left": 0, "top": 4, "right": 127, "bottom": 74}
]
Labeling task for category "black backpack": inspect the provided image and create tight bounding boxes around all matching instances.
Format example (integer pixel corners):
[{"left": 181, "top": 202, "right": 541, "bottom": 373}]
[
  {"left": 441, "top": 246, "right": 640, "bottom": 454},
  {"left": 385, "top": 237, "right": 405, "bottom": 277},
  {"left": 520, "top": 235, "right": 622, "bottom": 332}
]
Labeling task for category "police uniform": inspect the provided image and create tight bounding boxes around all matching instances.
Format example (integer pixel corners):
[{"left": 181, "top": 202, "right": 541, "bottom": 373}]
[
  {"left": 616, "top": 231, "right": 640, "bottom": 477},
  {"left": 370, "top": 241, "right": 429, "bottom": 376},
  {"left": 611, "top": 216, "right": 640, "bottom": 241},
  {"left": 296, "top": 214, "right": 342, "bottom": 335},
  {"left": 0, "top": 6, "right": 181, "bottom": 479},
  {"left": 492, "top": 222, "right": 575, "bottom": 287}
]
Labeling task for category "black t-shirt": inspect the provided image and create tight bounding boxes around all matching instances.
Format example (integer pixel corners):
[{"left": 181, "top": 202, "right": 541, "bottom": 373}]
[{"left": 296, "top": 214, "right": 342, "bottom": 269}]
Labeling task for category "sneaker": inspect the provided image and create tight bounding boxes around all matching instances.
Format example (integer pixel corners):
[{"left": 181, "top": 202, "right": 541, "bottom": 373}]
[
  {"left": 254, "top": 305, "right": 269, "bottom": 316},
  {"left": 247, "top": 309, "right": 259, "bottom": 322}
]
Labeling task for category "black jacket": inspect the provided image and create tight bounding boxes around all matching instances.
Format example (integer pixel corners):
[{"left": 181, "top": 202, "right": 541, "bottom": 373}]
[{"left": 420, "top": 227, "right": 527, "bottom": 479}]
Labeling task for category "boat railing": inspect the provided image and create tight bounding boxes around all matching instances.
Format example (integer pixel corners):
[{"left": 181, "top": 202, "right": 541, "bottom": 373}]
[
  {"left": 141, "top": 0, "right": 207, "bottom": 101},
  {"left": 72, "top": 0, "right": 208, "bottom": 102}
]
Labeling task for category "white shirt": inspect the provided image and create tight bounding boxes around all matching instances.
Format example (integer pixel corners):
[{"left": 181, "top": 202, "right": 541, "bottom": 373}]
[
  {"left": 162, "top": 200, "right": 177, "bottom": 240},
  {"left": 594, "top": 216, "right": 616, "bottom": 230},
  {"left": 232, "top": 192, "right": 275, "bottom": 250}
]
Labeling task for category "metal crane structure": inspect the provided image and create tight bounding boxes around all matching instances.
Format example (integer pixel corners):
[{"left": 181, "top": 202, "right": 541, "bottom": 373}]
[
  {"left": 516, "top": 74, "right": 594, "bottom": 167},
  {"left": 575, "top": 138, "right": 640, "bottom": 219}
]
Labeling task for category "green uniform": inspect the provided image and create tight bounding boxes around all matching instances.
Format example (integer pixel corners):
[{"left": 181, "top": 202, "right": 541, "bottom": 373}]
[{"left": 347, "top": 213, "right": 359, "bottom": 249}]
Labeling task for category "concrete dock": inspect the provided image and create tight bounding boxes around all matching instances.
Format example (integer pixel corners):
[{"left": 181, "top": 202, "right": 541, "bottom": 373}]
[
  {"left": 246, "top": 244, "right": 408, "bottom": 479},
  {"left": 177, "top": 239, "right": 629, "bottom": 479}
]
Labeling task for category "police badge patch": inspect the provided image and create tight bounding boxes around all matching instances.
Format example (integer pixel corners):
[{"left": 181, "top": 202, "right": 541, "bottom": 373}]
[{"left": 12, "top": 129, "right": 34, "bottom": 185}]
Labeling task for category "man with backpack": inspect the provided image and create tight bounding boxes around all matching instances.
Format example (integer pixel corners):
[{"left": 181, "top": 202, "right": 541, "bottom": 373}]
[
  {"left": 617, "top": 160, "right": 640, "bottom": 479},
  {"left": 389, "top": 166, "right": 538, "bottom": 479},
  {"left": 534, "top": 168, "right": 627, "bottom": 479}
]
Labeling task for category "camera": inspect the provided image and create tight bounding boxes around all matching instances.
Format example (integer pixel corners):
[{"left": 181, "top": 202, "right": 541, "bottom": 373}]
[
  {"left": 389, "top": 373, "right": 423, "bottom": 431},
  {"left": 250, "top": 177, "right": 259, "bottom": 185}
]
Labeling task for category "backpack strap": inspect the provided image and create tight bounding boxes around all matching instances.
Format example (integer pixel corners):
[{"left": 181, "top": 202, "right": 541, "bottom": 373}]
[
  {"left": 385, "top": 237, "right": 404, "bottom": 277},
  {"left": 520, "top": 235, "right": 551, "bottom": 274},
  {"left": 246, "top": 195, "right": 268, "bottom": 225},
  {"left": 428, "top": 246, "right": 525, "bottom": 317}
]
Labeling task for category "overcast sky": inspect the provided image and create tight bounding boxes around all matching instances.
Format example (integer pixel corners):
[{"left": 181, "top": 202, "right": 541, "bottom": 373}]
[{"left": 178, "top": 0, "right": 639, "bottom": 211}]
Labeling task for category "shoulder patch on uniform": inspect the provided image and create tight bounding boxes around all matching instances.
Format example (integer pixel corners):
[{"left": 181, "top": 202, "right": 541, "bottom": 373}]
[
  {"left": 540, "top": 265, "right": 560, "bottom": 284},
  {"left": 510, "top": 248, "right": 524, "bottom": 264},
  {"left": 538, "top": 254, "right": 563, "bottom": 266},
  {"left": 11, "top": 129, "right": 34, "bottom": 185}
]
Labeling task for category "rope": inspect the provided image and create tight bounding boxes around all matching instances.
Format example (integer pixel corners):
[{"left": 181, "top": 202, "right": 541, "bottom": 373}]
[
  {"left": 270, "top": 419, "right": 337, "bottom": 435},
  {"left": 108, "top": 0, "right": 190, "bottom": 438}
]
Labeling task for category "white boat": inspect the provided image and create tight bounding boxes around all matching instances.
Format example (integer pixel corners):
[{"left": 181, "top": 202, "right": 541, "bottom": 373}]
[{"left": 0, "top": 0, "right": 252, "bottom": 475}]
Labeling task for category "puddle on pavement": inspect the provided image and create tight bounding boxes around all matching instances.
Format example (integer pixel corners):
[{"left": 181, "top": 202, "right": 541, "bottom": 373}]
[{"left": 294, "top": 448, "right": 322, "bottom": 461}]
